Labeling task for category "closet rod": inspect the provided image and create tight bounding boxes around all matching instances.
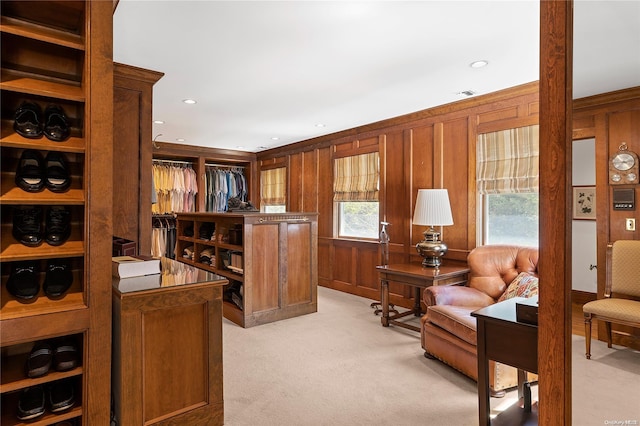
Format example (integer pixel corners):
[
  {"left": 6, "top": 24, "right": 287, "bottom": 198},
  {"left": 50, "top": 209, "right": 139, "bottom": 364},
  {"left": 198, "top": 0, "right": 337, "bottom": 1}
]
[
  {"left": 205, "top": 163, "right": 246, "bottom": 169},
  {"left": 153, "top": 159, "right": 193, "bottom": 165}
]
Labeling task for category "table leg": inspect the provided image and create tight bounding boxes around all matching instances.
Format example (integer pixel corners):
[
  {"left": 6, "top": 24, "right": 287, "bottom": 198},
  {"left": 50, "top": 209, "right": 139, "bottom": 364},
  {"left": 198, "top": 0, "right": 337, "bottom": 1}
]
[
  {"left": 517, "top": 369, "right": 527, "bottom": 399},
  {"left": 413, "top": 287, "right": 422, "bottom": 316},
  {"left": 381, "top": 279, "right": 389, "bottom": 327},
  {"left": 476, "top": 319, "right": 491, "bottom": 426}
]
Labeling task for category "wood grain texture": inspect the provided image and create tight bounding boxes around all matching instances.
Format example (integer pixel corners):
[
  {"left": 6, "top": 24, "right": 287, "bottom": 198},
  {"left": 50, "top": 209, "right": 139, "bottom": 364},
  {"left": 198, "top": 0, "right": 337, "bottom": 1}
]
[
  {"left": 538, "top": 1, "right": 573, "bottom": 424},
  {"left": 113, "top": 281, "right": 224, "bottom": 425},
  {"left": 175, "top": 212, "right": 318, "bottom": 327},
  {"left": 85, "top": 2, "right": 114, "bottom": 423},
  {"left": 113, "top": 63, "right": 163, "bottom": 256}
]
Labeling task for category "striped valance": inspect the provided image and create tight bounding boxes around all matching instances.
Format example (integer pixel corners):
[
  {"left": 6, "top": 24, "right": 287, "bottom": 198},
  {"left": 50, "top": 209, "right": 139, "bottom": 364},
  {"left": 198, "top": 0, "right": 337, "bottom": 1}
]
[
  {"left": 333, "top": 152, "right": 379, "bottom": 202},
  {"left": 477, "top": 125, "right": 539, "bottom": 194},
  {"left": 260, "top": 167, "right": 286, "bottom": 205}
]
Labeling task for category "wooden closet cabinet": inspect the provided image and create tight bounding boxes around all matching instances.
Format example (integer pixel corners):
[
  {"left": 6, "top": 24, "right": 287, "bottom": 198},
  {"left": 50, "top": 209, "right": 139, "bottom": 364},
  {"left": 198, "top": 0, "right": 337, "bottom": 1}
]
[
  {"left": 175, "top": 212, "right": 318, "bottom": 327},
  {"left": 0, "top": 2, "right": 112, "bottom": 424},
  {"left": 113, "top": 63, "right": 163, "bottom": 256},
  {"left": 112, "top": 258, "right": 227, "bottom": 425}
]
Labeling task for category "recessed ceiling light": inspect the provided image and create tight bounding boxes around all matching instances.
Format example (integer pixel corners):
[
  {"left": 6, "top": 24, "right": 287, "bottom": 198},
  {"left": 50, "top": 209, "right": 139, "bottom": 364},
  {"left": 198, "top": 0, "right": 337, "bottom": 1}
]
[
  {"left": 154, "top": 120, "right": 165, "bottom": 124},
  {"left": 182, "top": 99, "right": 197, "bottom": 104},
  {"left": 315, "top": 123, "right": 326, "bottom": 128},
  {"left": 470, "top": 60, "right": 488, "bottom": 68},
  {"left": 236, "top": 146, "right": 244, "bottom": 149},
  {"left": 176, "top": 138, "right": 185, "bottom": 142},
  {"left": 271, "top": 137, "right": 280, "bottom": 141}
]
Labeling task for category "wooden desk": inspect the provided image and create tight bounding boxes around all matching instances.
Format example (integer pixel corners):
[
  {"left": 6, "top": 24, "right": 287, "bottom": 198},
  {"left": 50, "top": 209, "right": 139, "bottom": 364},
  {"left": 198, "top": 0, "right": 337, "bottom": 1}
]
[
  {"left": 472, "top": 298, "right": 538, "bottom": 426},
  {"left": 112, "top": 258, "right": 228, "bottom": 425},
  {"left": 376, "top": 262, "right": 469, "bottom": 332}
]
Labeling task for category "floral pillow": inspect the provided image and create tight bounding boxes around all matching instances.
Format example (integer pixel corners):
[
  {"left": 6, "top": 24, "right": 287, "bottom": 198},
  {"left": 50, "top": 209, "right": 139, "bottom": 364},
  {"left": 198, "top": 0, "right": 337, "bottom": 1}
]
[{"left": 498, "top": 272, "right": 539, "bottom": 302}]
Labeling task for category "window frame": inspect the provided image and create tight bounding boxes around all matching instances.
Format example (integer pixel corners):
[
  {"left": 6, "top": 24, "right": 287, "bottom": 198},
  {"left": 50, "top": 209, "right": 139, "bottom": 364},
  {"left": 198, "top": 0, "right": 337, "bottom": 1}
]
[{"left": 332, "top": 150, "right": 381, "bottom": 241}]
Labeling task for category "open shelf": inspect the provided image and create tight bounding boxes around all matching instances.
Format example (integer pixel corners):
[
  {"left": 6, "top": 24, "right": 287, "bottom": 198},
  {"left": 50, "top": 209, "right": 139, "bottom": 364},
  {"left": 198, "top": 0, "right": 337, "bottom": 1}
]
[
  {"left": 1, "top": 2, "right": 112, "bottom": 422},
  {"left": 1, "top": 16, "right": 85, "bottom": 50}
]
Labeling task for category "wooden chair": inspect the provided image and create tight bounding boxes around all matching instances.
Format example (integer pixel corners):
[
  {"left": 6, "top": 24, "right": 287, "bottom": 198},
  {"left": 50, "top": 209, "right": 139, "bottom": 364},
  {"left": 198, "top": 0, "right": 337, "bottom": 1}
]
[{"left": 583, "top": 240, "right": 640, "bottom": 359}]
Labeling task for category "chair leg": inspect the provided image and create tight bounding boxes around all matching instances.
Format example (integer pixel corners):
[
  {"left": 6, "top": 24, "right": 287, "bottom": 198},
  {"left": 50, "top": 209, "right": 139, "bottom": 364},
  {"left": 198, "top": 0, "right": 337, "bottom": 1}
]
[
  {"left": 584, "top": 315, "right": 592, "bottom": 359},
  {"left": 605, "top": 321, "right": 612, "bottom": 348}
]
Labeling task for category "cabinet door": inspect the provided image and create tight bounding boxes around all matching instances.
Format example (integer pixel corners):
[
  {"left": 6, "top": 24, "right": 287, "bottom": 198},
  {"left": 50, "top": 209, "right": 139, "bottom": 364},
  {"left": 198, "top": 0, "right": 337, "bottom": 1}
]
[
  {"left": 285, "top": 222, "right": 313, "bottom": 305},
  {"left": 249, "top": 223, "right": 280, "bottom": 312}
]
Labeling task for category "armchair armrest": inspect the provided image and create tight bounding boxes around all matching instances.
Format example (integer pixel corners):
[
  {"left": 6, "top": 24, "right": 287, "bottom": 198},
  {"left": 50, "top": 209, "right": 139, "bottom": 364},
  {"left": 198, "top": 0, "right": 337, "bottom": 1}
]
[{"left": 423, "top": 285, "right": 495, "bottom": 308}]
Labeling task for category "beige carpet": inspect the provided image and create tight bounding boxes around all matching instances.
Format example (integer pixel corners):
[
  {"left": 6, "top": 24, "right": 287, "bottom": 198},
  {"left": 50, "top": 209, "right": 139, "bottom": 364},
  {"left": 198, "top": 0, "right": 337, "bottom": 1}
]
[{"left": 223, "top": 286, "right": 639, "bottom": 425}]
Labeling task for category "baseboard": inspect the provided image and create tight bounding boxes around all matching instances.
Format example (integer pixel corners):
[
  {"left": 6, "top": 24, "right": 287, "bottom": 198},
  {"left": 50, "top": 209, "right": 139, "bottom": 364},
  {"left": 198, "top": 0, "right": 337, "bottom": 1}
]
[{"left": 572, "top": 290, "right": 596, "bottom": 305}]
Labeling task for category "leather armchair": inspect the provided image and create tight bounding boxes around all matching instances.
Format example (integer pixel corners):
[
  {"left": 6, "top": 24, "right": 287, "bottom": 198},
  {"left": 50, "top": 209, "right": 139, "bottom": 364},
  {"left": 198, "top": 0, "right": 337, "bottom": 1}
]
[{"left": 420, "top": 245, "right": 539, "bottom": 395}]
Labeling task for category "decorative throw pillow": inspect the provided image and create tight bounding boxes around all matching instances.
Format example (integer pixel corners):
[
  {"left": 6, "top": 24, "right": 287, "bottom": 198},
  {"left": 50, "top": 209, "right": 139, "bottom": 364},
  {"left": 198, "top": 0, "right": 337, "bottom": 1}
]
[{"left": 498, "top": 272, "right": 539, "bottom": 302}]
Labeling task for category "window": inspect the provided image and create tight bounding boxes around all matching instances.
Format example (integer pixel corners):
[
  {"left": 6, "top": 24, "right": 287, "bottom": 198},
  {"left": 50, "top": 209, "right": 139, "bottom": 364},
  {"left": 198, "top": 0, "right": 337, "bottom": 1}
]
[
  {"left": 338, "top": 202, "right": 380, "bottom": 239},
  {"left": 260, "top": 167, "right": 286, "bottom": 212},
  {"left": 333, "top": 152, "right": 379, "bottom": 239},
  {"left": 477, "top": 125, "right": 539, "bottom": 247},
  {"left": 483, "top": 193, "right": 539, "bottom": 246}
]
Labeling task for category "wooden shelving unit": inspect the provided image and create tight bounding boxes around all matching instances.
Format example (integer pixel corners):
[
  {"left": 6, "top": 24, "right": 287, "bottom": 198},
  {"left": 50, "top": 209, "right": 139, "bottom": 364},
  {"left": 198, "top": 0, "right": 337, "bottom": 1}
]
[
  {"left": 176, "top": 212, "right": 318, "bottom": 328},
  {"left": 1, "top": 1, "right": 112, "bottom": 424}
]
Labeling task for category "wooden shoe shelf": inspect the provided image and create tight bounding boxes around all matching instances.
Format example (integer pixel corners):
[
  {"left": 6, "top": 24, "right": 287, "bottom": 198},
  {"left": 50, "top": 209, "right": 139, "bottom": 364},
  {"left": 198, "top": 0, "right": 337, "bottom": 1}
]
[{"left": 0, "top": 2, "right": 112, "bottom": 425}]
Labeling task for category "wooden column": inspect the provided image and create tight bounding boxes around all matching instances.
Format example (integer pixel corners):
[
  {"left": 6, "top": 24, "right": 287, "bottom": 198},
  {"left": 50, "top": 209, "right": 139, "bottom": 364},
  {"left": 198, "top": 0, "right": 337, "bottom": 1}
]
[
  {"left": 539, "top": 1, "right": 573, "bottom": 424},
  {"left": 113, "top": 63, "right": 164, "bottom": 255}
]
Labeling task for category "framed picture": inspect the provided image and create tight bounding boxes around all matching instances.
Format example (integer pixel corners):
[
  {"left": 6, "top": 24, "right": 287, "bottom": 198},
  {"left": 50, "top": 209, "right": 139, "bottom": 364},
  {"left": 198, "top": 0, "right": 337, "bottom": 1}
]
[{"left": 573, "top": 186, "right": 596, "bottom": 220}]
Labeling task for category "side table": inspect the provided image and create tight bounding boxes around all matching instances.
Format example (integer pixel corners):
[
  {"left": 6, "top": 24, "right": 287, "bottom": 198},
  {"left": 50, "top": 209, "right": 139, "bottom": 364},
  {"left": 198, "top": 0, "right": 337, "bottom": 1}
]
[
  {"left": 376, "top": 262, "right": 469, "bottom": 332},
  {"left": 472, "top": 297, "right": 538, "bottom": 426}
]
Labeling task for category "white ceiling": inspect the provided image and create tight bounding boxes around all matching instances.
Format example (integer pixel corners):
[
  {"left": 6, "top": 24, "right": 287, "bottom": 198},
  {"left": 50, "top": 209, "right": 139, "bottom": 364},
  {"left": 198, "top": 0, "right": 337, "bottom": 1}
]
[{"left": 113, "top": 1, "right": 640, "bottom": 153}]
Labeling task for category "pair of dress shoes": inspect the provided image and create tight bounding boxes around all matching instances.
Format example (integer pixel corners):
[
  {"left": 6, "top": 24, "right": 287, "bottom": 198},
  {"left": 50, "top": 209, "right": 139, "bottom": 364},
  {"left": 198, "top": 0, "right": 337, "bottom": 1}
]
[
  {"left": 12, "top": 205, "right": 71, "bottom": 247},
  {"left": 15, "top": 149, "right": 71, "bottom": 193},
  {"left": 26, "top": 338, "right": 79, "bottom": 378},
  {"left": 17, "top": 379, "right": 75, "bottom": 421},
  {"left": 6, "top": 259, "right": 73, "bottom": 301},
  {"left": 14, "top": 102, "right": 71, "bottom": 142}
]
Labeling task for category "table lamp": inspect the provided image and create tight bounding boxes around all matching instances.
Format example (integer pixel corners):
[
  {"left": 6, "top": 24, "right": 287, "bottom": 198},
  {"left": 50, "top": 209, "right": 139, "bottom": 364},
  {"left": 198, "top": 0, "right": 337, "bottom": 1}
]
[{"left": 413, "top": 189, "right": 453, "bottom": 268}]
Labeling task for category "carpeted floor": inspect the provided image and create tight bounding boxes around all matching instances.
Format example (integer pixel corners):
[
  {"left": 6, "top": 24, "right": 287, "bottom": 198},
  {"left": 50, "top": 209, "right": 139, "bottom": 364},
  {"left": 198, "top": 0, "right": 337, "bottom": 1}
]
[{"left": 223, "top": 286, "right": 639, "bottom": 425}]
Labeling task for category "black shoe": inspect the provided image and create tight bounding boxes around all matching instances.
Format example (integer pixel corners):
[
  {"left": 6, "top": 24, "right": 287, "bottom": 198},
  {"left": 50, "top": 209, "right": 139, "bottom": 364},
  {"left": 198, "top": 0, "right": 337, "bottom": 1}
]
[
  {"left": 45, "top": 206, "right": 71, "bottom": 246},
  {"left": 6, "top": 260, "right": 40, "bottom": 301},
  {"left": 12, "top": 206, "right": 44, "bottom": 247},
  {"left": 14, "top": 102, "right": 43, "bottom": 139},
  {"left": 43, "top": 105, "right": 70, "bottom": 142},
  {"left": 26, "top": 341, "right": 53, "bottom": 378},
  {"left": 44, "top": 259, "right": 73, "bottom": 298},
  {"left": 52, "top": 338, "right": 78, "bottom": 371},
  {"left": 49, "top": 379, "right": 75, "bottom": 413},
  {"left": 15, "top": 149, "right": 45, "bottom": 192},
  {"left": 17, "top": 385, "right": 46, "bottom": 421},
  {"left": 45, "top": 151, "right": 71, "bottom": 192}
]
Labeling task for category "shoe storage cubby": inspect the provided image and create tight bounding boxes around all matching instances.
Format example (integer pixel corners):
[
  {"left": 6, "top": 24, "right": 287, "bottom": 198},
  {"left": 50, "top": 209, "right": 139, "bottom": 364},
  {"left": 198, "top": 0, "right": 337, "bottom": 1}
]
[
  {"left": 1, "top": 1, "right": 112, "bottom": 424},
  {"left": 1, "top": 334, "right": 83, "bottom": 425},
  {"left": 176, "top": 212, "right": 318, "bottom": 328}
]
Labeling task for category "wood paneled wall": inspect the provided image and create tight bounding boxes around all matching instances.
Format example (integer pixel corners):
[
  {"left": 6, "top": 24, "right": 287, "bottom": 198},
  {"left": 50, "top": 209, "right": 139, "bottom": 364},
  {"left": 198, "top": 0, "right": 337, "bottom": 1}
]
[
  {"left": 257, "top": 82, "right": 540, "bottom": 309},
  {"left": 573, "top": 87, "right": 640, "bottom": 349}
]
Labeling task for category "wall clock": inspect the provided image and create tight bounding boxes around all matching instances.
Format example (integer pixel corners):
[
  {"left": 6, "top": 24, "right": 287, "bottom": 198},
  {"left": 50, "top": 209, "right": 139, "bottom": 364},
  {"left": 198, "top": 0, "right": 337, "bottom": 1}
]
[{"left": 609, "top": 142, "right": 639, "bottom": 185}]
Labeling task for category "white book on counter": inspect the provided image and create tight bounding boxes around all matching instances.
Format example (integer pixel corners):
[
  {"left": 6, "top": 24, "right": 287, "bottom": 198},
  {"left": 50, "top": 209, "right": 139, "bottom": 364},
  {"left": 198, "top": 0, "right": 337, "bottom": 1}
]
[
  {"left": 114, "top": 273, "right": 163, "bottom": 292},
  {"left": 112, "top": 255, "right": 161, "bottom": 278}
]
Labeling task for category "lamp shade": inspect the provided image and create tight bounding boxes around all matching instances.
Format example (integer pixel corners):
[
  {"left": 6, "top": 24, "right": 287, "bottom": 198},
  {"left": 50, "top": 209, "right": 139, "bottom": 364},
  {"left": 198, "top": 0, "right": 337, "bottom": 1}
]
[{"left": 412, "top": 189, "right": 454, "bottom": 226}]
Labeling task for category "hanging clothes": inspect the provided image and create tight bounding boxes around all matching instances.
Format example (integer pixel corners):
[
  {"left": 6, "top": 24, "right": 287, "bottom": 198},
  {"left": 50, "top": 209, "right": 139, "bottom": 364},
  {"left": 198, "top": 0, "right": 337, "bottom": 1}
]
[
  {"left": 152, "top": 161, "right": 198, "bottom": 214},
  {"left": 151, "top": 215, "right": 177, "bottom": 259},
  {"left": 204, "top": 166, "right": 248, "bottom": 212}
]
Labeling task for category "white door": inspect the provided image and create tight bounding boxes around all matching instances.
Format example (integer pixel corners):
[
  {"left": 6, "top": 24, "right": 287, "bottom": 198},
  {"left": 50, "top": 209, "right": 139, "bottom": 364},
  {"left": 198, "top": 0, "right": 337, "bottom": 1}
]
[{"left": 572, "top": 138, "right": 597, "bottom": 293}]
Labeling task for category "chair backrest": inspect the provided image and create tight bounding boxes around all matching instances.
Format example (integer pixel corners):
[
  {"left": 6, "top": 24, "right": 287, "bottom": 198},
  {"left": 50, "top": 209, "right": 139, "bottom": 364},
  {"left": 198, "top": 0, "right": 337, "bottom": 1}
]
[
  {"left": 608, "top": 240, "right": 640, "bottom": 297},
  {"left": 467, "top": 245, "right": 539, "bottom": 300}
]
